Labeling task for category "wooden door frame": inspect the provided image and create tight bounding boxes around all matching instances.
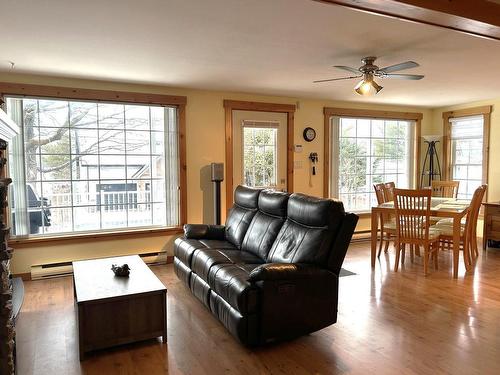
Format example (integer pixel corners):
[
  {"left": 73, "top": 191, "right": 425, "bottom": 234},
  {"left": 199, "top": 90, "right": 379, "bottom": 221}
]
[
  {"left": 442, "top": 105, "right": 492, "bottom": 199},
  {"left": 323, "top": 107, "right": 423, "bottom": 201},
  {"left": 223, "top": 100, "right": 296, "bottom": 211}
]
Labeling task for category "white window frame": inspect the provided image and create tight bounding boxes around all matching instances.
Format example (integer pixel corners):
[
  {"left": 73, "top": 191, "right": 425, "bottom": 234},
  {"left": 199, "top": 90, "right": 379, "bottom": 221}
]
[
  {"left": 330, "top": 116, "right": 416, "bottom": 213},
  {"left": 5, "top": 95, "right": 181, "bottom": 238},
  {"left": 443, "top": 106, "right": 491, "bottom": 201}
]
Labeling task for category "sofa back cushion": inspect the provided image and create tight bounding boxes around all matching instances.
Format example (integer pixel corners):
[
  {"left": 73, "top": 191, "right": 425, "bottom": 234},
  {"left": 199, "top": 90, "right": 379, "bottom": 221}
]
[
  {"left": 267, "top": 193, "right": 345, "bottom": 266},
  {"left": 241, "top": 190, "right": 289, "bottom": 260},
  {"left": 225, "top": 185, "right": 261, "bottom": 248}
]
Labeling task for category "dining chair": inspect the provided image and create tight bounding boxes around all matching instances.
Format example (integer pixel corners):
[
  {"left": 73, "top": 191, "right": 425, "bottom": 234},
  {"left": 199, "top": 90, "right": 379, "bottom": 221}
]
[
  {"left": 383, "top": 181, "right": 395, "bottom": 202},
  {"left": 432, "top": 185, "right": 487, "bottom": 268},
  {"left": 374, "top": 183, "right": 396, "bottom": 257},
  {"left": 431, "top": 180, "right": 460, "bottom": 198},
  {"left": 393, "top": 188, "right": 440, "bottom": 275}
]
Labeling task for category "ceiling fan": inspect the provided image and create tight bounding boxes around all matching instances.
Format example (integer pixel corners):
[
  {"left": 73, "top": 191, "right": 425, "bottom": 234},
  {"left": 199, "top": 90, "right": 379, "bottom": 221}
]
[{"left": 314, "top": 56, "right": 424, "bottom": 95}]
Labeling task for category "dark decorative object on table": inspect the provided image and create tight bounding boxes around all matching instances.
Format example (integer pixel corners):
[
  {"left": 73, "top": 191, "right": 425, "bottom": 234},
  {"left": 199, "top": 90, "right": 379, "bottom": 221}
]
[{"left": 111, "top": 264, "right": 131, "bottom": 277}]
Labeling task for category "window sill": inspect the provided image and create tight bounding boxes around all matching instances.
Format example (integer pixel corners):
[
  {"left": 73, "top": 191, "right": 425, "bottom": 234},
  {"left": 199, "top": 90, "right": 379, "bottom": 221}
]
[{"left": 10, "top": 226, "right": 183, "bottom": 248}]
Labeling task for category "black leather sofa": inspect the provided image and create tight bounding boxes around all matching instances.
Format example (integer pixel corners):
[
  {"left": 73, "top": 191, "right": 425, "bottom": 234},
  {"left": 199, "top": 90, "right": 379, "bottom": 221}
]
[{"left": 173, "top": 185, "right": 358, "bottom": 346}]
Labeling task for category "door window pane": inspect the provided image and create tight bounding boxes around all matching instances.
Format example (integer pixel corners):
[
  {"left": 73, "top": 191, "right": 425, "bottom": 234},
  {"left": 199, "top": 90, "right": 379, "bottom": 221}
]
[{"left": 242, "top": 123, "right": 278, "bottom": 188}]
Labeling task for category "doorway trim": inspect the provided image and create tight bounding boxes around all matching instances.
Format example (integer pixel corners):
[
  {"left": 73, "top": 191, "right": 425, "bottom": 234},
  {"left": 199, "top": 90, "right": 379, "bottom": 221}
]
[{"left": 223, "top": 100, "right": 296, "bottom": 211}]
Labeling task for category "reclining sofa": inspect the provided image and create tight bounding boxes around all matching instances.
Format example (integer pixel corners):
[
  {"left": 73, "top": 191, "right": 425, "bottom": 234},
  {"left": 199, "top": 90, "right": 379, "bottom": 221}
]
[{"left": 173, "top": 185, "right": 358, "bottom": 346}]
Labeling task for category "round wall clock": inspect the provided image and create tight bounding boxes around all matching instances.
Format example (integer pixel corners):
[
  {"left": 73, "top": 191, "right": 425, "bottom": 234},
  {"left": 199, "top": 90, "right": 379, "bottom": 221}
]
[{"left": 303, "top": 127, "right": 316, "bottom": 142}]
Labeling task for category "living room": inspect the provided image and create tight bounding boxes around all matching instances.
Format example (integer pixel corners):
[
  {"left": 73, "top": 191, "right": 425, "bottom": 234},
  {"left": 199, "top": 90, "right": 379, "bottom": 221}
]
[{"left": 0, "top": 0, "right": 499, "bottom": 374}]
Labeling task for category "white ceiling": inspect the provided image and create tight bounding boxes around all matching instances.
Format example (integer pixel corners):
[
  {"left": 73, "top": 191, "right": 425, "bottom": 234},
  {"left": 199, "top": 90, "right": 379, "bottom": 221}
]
[{"left": 1, "top": 0, "right": 500, "bottom": 107}]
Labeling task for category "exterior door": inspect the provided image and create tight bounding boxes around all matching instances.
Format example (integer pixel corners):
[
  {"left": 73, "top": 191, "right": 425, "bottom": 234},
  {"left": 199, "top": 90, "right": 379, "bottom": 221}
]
[{"left": 232, "top": 110, "right": 288, "bottom": 191}]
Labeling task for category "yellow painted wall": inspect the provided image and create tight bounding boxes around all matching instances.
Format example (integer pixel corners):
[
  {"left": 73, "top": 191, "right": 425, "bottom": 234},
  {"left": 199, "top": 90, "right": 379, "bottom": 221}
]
[
  {"left": 0, "top": 73, "right": 434, "bottom": 274},
  {"left": 431, "top": 98, "right": 499, "bottom": 201}
]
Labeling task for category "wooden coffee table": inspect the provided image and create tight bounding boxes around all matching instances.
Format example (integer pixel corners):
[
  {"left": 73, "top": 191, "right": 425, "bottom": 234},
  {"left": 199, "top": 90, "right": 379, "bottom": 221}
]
[{"left": 72, "top": 255, "right": 167, "bottom": 360}]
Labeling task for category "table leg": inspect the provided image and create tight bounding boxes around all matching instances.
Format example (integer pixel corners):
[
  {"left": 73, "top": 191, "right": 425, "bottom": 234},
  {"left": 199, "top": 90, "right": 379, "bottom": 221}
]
[
  {"left": 483, "top": 216, "right": 488, "bottom": 251},
  {"left": 452, "top": 217, "right": 461, "bottom": 278},
  {"left": 162, "top": 292, "right": 168, "bottom": 344},
  {"left": 371, "top": 210, "right": 379, "bottom": 268}
]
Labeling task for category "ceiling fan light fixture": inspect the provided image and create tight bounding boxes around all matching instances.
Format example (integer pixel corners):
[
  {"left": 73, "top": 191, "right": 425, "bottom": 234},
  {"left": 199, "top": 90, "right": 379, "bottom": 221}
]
[{"left": 354, "top": 74, "right": 383, "bottom": 96}]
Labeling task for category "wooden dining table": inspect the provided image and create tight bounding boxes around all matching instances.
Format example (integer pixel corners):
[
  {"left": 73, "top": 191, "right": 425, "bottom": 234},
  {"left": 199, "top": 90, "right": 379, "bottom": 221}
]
[{"left": 371, "top": 197, "right": 471, "bottom": 278}]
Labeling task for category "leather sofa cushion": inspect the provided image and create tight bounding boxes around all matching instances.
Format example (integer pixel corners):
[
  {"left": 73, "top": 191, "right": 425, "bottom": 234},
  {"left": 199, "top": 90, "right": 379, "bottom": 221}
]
[
  {"left": 174, "top": 238, "right": 208, "bottom": 268},
  {"left": 207, "top": 263, "right": 260, "bottom": 313},
  {"left": 240, "top": 190, "right": 288, "bottom": 260},
  {"left": 191, "top": 249, "right": 263, "bottom": 282},
  {"left": 267, "top": 193, "right": 345, "bottom": 265},
  {"left": 198, "top": 239, "right": 236, "bottom": 249},
  {"left": 174, "top": 237, "right": 236, "bottom": 268},
  {"left": 288, "top": 193, "right": 344, "bottom": 228},
  {"left": 258, "top": 189, "right": 289, "bottom": 217},
  {"left": 174, "top": 257, "right": 191, "bottom": 286},
  {"left": 225, "top": 186, "right": 260, "bottom": 248}
]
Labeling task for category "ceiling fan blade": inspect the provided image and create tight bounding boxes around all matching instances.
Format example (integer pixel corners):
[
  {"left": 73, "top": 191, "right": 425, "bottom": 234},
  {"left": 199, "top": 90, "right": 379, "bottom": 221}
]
[
  {"left": 333, "top": 65, "right": 360, "bottom": 74},
  {"left": 313, "top": 75, "right": 361, "bottom": 83},
  {"left": 383, "top": 73, "right": 424, "bottom": 80},
  {"left": 379, "top": 61, "right": 419, "bottom": 73}
]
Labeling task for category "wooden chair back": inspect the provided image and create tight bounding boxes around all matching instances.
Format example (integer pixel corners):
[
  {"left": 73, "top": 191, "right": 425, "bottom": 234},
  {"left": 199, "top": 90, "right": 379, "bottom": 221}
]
[
  {"left": 465, "top": 184, "right": 487, "bottom": 237},
  {"left": 431, "top": 180, "right": 460, "bottom": 198},
  {"left": 383, "top": 181, "right": 395, "bottom": 201},
  {"left": 373, "top": 183, "right": 386, "bottom": 205},
  {"left": 393, "top": 188, "right": 432, "bottom": 244}
]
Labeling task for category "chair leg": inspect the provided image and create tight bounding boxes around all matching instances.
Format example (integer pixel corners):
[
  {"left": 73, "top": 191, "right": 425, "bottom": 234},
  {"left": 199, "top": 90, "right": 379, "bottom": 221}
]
[
  {"left": 410, "top": 245, "right": 414, "bottom": 263},
  {"left": 401, "top": 244, "right": 406, "bottom": 265},
  {"left": 423, "top": 244, "right": 429, "bottom": 276},
  {"left": 433, "top": 243, "right": 438, "bottom": 270},
  {"left": 384, "top": 238, "right": 390, "bottom": 253},
  {"left": 472, "top": 232, "right": 479, "bottom": 258},
  {"left": 394, "top": 243, "right": 401, "bottom": 272},
  {"left": 463, "top": 238, "right": 472, "bottom": 270},
  {"left": 415, "top": 244, "right": 421, "bottom": 257},
  {"left": 377, "top": 234, "right": 384, "bottom": 258}
]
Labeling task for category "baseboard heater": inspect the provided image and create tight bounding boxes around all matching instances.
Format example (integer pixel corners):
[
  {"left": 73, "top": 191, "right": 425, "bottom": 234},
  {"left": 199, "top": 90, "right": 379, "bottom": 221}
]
[{"left": 30, "top": 251, "right": 168, "bottom": 280}]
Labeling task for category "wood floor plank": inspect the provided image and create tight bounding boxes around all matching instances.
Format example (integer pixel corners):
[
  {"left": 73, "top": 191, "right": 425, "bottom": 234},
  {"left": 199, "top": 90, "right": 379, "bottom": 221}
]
[{"left": 14, "top": 241, "right": 500, "bottom": 375}]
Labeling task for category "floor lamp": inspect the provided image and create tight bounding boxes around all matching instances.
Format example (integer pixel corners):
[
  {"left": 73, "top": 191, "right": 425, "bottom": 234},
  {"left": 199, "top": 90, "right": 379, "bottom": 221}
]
[{"left": 420, "top": 135, "right": 442, "bottom": 188}]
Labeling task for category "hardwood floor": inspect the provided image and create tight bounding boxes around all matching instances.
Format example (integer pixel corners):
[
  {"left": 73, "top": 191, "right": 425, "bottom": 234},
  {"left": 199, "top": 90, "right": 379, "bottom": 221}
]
[{"left": 15, "top": 241, "right": 500, "bottom": 375}]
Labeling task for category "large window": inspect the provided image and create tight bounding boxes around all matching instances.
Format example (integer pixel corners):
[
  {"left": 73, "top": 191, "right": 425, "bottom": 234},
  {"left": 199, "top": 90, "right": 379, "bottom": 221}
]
[
  {"left": 449, "top": 116, "right": 484, "bottom": 199},
  {"left": 242, "top": 121, "right": 278, "bottom": 188},
  {"left": 331, "top": 116, "right": 415, "bottom": 212},
  {"left": 6, "top": 96, "right": 180, "bottom": 237},
  {"left": 443, "top": 106, "right": 491, "bottom": 200}
]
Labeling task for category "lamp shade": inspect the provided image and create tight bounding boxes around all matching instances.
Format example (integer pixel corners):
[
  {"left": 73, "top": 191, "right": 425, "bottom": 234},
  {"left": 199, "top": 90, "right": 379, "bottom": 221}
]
[
  {"left": 354, "top": 74, "right": 383, "bottom": 96},
  {"left": 422, "top": 135, "right": 441, "bottom": 142}
]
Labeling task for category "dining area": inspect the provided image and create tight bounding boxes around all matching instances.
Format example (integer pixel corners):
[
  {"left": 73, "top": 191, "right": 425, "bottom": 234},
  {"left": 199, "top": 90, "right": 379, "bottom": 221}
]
[{"left": 371, "top": 180, "right": 487, "bottom": 278}]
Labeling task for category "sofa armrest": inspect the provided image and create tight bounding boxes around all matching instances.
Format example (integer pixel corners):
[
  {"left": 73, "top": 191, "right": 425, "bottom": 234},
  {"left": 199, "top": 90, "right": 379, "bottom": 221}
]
[
  {"left": 183, "top": 224, "right": 226, "bottom": 240},
  {"left": 248, "top": 263, "right": 333, "bottom": 282},
  {"left": 248, "top": 262, "right": 339, "bottom": 344}
]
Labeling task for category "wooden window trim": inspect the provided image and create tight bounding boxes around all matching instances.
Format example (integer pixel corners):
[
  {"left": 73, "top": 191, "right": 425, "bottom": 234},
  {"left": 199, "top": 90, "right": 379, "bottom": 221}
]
[
  {"left": 442, "top": 105, "right": 492, "bottom": 199},
  {"left": 323, "top": 107, "right": 423, "bottom": 199},
  {"left": 223, "top": 100, "right": 295, "bottom": 212},
  {"left": 10, "top": 226, "right": 183, "bottom": 248},
  {"left": 0, "top": 82, "right": 188, "bottom": 240}
]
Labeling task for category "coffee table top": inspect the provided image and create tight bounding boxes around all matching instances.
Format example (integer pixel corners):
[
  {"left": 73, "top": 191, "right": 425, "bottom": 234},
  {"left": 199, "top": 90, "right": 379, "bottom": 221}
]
[{"left": 73, "top": 255, "right": 166, "bottom": 303}]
